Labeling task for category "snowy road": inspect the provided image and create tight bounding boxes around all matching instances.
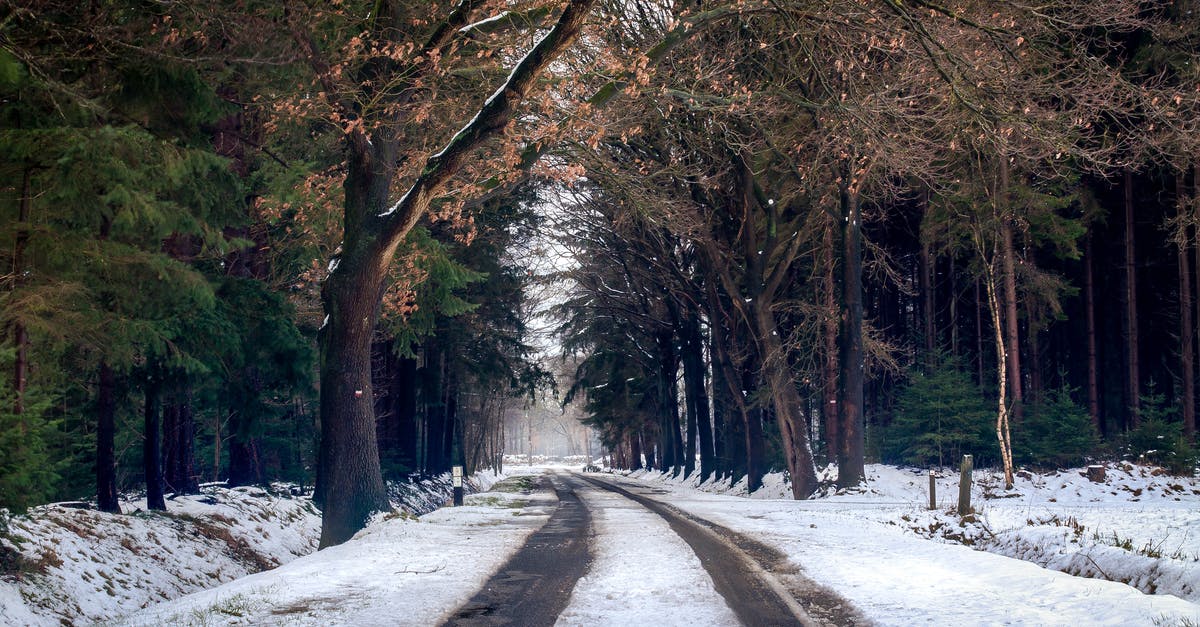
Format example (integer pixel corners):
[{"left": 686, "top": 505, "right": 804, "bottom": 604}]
[
  {"left": 447, "top": 471, "right": 833, "bottom": 626},
  {"left": 114, "top": 466, "right": 1200, "bottom": 626}
]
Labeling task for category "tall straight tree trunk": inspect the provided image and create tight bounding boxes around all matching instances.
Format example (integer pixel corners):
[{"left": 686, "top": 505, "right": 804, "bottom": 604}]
[
  {"left": 1179, "top": 172, "right": 1196, "bottom": 440},
  {"left": 396, "top": 356, "right": 419, "bottom": 475},
  {"left": 837, "top": 178, "right": 866, "bottom": 489},
  {"left": 975, "top": 278, "right": 985, "bottom": 386},
  {"left": 998, "top": 157, "right": 1023, "bottom": 424},
  {"left": 681, "top": 307, "right": 713, "bottom": 480},
  {"left": 655, "top": 328, "right": 682, "bottom": 475},
  {"left": 949, "top": 258, "right": 959, "bottom": 357},
  {"left": 706, "top": 283, "right": 749, "bottom": 485},
  {"left": 423, "top": 342, "right": 447, "bottom": 475},
  {"left": 144, "top": 372, "right": 166, "bottom": 511},
  {"left": 12, "top": 167, "right": 31, "bottom": 416},
  {"left": 161, "top": 386, "right": 198, "bottom": 494},
  {"left": 1123, "top": 169, "right": 1141, "bottom": 428},
  {"left": 96, "top": 361, "right": 120, "bottom": 514},
  {"left": 629, "top": 431, "right": 643, "bottom": 470},
  {"left": 742, "top": 360, "right": 766, "bottom": 493},
  {"left": 162, "top": 402, "right": 179, "bottom": 492},
  {"left": 1084, "top": 233, "right": 1102, "bottom": 433},
  {"left": 1195, "top": 162, "right": 1200, "bottom": 426},
  {"left": 822, "top": 220, "right": 841, "bottom": 467},
  {"left": 920, "top": 230, "right": 935, "bottom": 357}
]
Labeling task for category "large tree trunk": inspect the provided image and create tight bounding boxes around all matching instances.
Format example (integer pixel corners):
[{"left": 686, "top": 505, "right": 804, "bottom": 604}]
[
  {"left": 1123, "top": 169, "right": 1141, "bottom": 428},
  {"left": 96, "top": 361, "right": 121, "bottom": 514},
  {"left": 837, "top": 180, "right": 866, "bottom": 489},
  {"left": 1179, "top": 172, "right": 1195, "bottom": 440},
  {"left": 317, "top": 255, "right": 391, "bottom": 547},
  {"left": 1084, "top": 233, "right": 1102, "bottom": 434},
  {"left": 144, "top": 372, "right": 166, "bottom": 511}
]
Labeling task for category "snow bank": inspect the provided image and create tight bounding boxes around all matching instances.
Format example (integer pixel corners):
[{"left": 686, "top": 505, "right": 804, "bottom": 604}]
[
  {"left": 0, "top": 471, "right": 505, "bottom": 626},
  {"left": 613, "top": 461, "right": 1200, "bottom": 610},
  {"left": 0, "top": 485, "right": 320, "bottom": 626},
  {"left": 117, "top": 469, "right": 547, "bottom": 626}
]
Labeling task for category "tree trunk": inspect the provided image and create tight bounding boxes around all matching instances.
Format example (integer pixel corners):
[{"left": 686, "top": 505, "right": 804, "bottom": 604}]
[
  {"left": 317, "top": 255, "right": 391, "bottom": 547},
  {"left": 12, "top": 167, "right": 31, "bottom": 416},
  {"left": 1084, "top": 233, "right": 1102, "bottom": 434},
  {"left": 949, "top": 257, "right": 959, "bottom": 357},
  {"left": 162, "top": 402, "right": 179, "bottom": 492},
  {"left": 981, "top": 253, "right": 1015, "bottom": 489},
  {"left": 920, "top": 232, "right": 935, "bottom": 357},
  {"left": 1179, "top": 172, "right": 1195, "bottom": 440},
  {"left": 423, "top": 341, "right": 447, "bottom": 475},
  {"left": 681, "top": 307, "right": 712, "bottom": 480},
  {"left": 838, "top": 180, "right": 866, "bottom": 489},
  {"left": 161, "top": 386, "right": 198, "bottom": 495},
  {"left": 1123, "top": 169, "right": 1141, "bottom": 428},
  {"left": 822, "top": 219, "right": 841, "bottom": 467},
  {"left": 96, "top": 362, "right": 120, "bottom": 514},
  {"left": 753, "top": 302, "right": 818, "bottom": 498},
  {"left": 144, "top": 372, "right": 166, "bottom": 511},
  {"left": 975, "top": 278, "right": 985, "bottom": 386},
  {"left": 655, "top": 328, "right": 683, "bottom": 475},
  {"left": 998, "top": 158, "right": 1023, "bottom": 424}
]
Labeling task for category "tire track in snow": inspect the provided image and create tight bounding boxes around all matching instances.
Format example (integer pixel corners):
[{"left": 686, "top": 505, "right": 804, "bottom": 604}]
[
  {"left": 555, "top": 475, "right": 741, "bottom": 626},
  {"left": 581, "top": 474, "right": 868, "bottom": 626}
]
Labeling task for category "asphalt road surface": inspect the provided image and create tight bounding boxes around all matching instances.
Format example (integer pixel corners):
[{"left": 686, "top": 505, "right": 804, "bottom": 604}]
[{"left": 443, "top": 471, "right": 866, "bottom": 627}]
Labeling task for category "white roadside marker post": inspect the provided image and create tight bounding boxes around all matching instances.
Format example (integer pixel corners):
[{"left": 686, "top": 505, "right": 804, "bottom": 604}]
[{"left": 452, "top": 465, "right": 464, "bottom": 507}]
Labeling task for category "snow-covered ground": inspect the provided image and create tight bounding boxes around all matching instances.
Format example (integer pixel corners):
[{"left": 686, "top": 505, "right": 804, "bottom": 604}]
[
  {"left": 4, "top": 462, "right": 1199, "bottom": 626},
  {"left": 618, "top": 462, "right": 1200, "bottom": 625},
  {"left": 118, "top": 469, "right": 542, "bottom": 627},
  {"left": 0, "top": 472, "right": 499, "bottom": 626}
]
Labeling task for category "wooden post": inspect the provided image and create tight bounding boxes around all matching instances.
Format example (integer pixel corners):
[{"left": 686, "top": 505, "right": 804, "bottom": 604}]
[
  {"left": 957, "top": 455, "right": 973, "bottom": 516},
  {"left": 929, "top": 470, "right": 936, "bottom": 510}
]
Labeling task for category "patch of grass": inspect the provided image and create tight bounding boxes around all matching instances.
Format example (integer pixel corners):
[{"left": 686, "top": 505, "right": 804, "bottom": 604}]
[
  {"left": 173, "top": 513, "right": 278, "bottom": 573},
  {"left": 489, "top": 476, "right": 537, "bottom": 494}
]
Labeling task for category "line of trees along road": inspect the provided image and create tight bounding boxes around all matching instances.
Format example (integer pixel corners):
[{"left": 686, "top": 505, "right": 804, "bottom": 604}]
[{"left": 2, "top": 1, "right": 1199, "bottom": 546}]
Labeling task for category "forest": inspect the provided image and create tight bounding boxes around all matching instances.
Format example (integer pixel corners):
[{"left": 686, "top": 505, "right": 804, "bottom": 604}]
[{"left": 1, "top": 0, "right": 1198, "bottom": 547}]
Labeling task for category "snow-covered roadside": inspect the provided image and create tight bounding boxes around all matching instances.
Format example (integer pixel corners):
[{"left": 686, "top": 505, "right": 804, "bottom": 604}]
[
  {"left": 0, "top": 471, "right": 505, "bottom": 626},
  {"left": 116, "top": 468, "right": 545, "bottom": 627},
  {"left": 555, "top": 483, "right": 738, "bottom": 626},
  {"left": 0, "top": 485, "right": 320, "bottom": 626},
  {"left": 609, "top": 464, "right": 1200, "bottom": 625}
]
